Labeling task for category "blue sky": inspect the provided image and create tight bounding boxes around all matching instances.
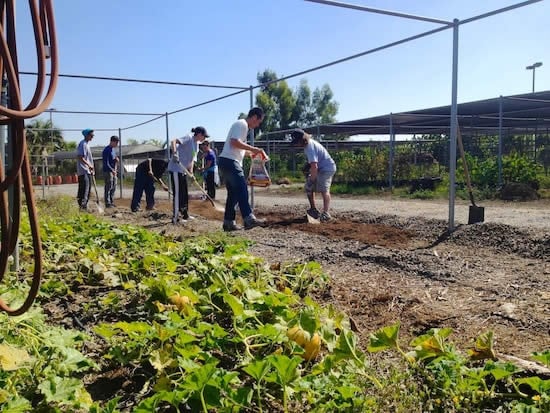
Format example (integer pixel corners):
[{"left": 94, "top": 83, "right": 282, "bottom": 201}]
[{"left": 18, "top": 0, "right": 550, "bottom": 146}]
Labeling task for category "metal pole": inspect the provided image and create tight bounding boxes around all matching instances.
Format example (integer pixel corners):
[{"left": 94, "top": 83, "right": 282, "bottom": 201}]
[
  {"left": 448, "top": 19, "right": 459, "bottom": 231},
  {"left": 389, "top": 113, "right": 394, "bottom": 190},
  {"left": 532, "top": 68, "right": 535, "bottom": 93},
  {"left": 498, "top": 96, "right": 503, "bottom": 187},
  {"left": 118, "top": 128, "right": 123, "bottom": 199},
  {"left": 249, "top": 86, "right": 254, "bottom": 208},
  {"left": 165, "top": 113, "right": 171, "bottom": 200}
]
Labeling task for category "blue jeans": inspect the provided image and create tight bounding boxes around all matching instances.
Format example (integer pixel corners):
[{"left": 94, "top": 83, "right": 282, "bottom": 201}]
[
  {"left": 131, "top": 170, "right": 155, "bottom": 211},
  {"left": 218, "top": 157, "right": 251, "bottom": 221},
  {"left": 77, "top": 173, "right": 91, "bottom": 209},
  {"left": 104, "top": 172, "right": 117, "bottom": 206}
]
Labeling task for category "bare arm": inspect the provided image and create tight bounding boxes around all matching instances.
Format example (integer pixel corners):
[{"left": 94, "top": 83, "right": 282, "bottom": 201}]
[
  {"left": 229, "top": 138, "right": 267, "bottom": 159},
  {"left": 309, "top": 162, "right": 319, "bottom": 181},
  {"left": 78, "top": 155, "right": 94, "bottom": 172}
]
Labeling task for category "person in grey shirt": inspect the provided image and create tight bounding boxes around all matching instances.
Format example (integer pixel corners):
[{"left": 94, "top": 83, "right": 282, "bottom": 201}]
[
  {"left": 291, "top": 128, "right": 337, "bottom": 222},
  {"left": 76, "top": 129, "right": 95, "bottom": 210}
]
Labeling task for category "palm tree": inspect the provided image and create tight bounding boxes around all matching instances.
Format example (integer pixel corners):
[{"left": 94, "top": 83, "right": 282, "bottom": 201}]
[{"left": 25, "top": 119, "right": 65, "bottom": 158}]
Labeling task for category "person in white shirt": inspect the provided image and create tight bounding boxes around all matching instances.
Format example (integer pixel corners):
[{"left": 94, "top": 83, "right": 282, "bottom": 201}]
[
  {"left": 167, "top": 126, "right": 208, "bottom": 223},
  {"left": 291, "top": 128, "right": 337, "bottom": 222},
  {"left": 218, "top": 107, "right": 267, "bottom": 231},
  {"left": 76, "top": 129, "right": 95, "bottom": 211}
]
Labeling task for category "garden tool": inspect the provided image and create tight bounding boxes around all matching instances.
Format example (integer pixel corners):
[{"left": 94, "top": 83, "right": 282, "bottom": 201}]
[
  {"left": 457, "top": 125, "right": 484, "bottom": 224},
  {"left": 306, "top": 209, "right": 321, "bottom": 224},
  {"left": 91, "top": 174, "right": 104, "bottom": 214},
  {"left": 178, "top": 164, "right": 225, "bottom": 212},
  {"left": 153, "top": 176, "right": 174, "bottom": 197}
]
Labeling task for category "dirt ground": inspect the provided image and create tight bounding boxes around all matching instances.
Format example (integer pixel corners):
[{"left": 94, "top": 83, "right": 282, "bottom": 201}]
[{"left": 97, "top": 192, "right": 549, "bottom": 360}]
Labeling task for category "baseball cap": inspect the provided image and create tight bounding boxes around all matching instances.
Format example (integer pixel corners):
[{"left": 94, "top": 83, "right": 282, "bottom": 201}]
[
  {"left": 193, "top": 126, "right": 209, "bottom": 138},
  {"left": 290, "top": 128, "right": 306, "bottom": 145},
  {"left": 82, "top": 129, "right": 94, "bottom": 137}
]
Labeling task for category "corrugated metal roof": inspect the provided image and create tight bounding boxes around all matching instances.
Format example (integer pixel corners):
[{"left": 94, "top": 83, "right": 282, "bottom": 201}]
[{"left": 304, "top": 90, "right": 550, "bottom": 136}]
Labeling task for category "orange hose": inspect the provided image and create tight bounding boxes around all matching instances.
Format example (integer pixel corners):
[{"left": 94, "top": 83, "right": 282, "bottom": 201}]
[{"left": 0, "top": 0, "right": 58, "bottom": 315}]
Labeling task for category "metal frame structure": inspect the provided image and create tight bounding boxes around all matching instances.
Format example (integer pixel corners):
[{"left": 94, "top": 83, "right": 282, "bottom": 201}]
[{"left": 23, "top": 0, "right": 546, "bottom": 231}]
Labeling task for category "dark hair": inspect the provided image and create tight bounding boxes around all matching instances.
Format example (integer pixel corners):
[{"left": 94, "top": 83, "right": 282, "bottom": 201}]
[
  {"left": 110, "top": 135, "right": 119, "bottom": 142},
  {"left": 191, "top": 126, "right": 209, "bottom": 137},
  {"left": 247, "top": 107, "right": 264, "bottom": 119}
]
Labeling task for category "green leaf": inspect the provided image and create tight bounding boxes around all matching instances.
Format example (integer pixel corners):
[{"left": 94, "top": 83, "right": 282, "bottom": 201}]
[
  {"left": 531, "top": 350, "right": 550, "bottom": 368},
  {"left": 517, "top": 376, "right": 550, "bottom": 394},
  {"left": 243, "top": 359, "right": 271, "bottom": 381},
  {"left": 368, "top": 322, "right": 400, "bottom": 352},
  {"left": 223, "top": 293, "right": 244, "bottom": 318},
  {"left": 183, "top": 361, "right": 219, "bottom": 392},
  {"left": 266, "top": 354, "right": 301, "bottom": 386},
  {"left": 0, "top": 396, "right": 33, "bottom": 413}
]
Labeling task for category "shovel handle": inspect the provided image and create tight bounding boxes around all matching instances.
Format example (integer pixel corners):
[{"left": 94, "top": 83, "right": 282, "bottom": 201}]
[{"left": 456, "top": 125, "right": 477, "bottom": 207}]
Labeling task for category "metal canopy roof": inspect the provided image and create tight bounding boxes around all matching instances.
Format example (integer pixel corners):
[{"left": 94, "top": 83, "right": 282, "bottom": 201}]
[{"left": 306, "top": 90, "right": 550, "bottom": 136}]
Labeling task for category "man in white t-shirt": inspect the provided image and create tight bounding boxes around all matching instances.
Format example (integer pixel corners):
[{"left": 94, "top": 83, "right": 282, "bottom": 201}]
[
  {"left": 218, "top": 107, "right": 268, "bottom": 231},
  {"left": 291, "top": 128, "right": 337, "bottom": 222}
]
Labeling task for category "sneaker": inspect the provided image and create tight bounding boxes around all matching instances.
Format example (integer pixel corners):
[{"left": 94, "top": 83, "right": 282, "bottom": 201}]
[
  {"left": 131, "top": 208, "right": 139, "bottom": 213},
  {"left": 223, "top": 221, "right": 241, "bottom": 232},
  {"left": 306, "top": 208, "right": 320, "bottom": 219},
  {"left": 319, "top": 211, "right": 332, "bottom": 223},
  {"left": 146, "top": 206, "right": 156, "bottom": 211},
  {"left": 244, "top": 215, "right": 266, "bottom": 230}
]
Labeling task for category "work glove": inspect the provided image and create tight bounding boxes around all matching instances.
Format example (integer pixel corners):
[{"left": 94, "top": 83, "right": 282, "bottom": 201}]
[{"left": 172, "top": 153, "right": 179, "bottom": 163}]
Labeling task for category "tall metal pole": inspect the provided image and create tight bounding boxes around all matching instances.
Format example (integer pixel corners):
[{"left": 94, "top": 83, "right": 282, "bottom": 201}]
[
  {"left": 448, "top": 19, "right": 459, "bottom": 231},
  {"left": 165, "top": 113, "right": 171, "bottom": 200},
  {"left": 532, "top": 69, "right": 535, "bottom": 93},
  {"left": 118, "top": 128, "right": 123, "bottom": 199},
  {"left": 498, "top": 96, "right": 503, "bottom": 187},
  {"left": 249, "top": 86, "right": 254, "bottom": 209},
  {"left": 389, "top": 113, "right": 394, "bottom": 190}
]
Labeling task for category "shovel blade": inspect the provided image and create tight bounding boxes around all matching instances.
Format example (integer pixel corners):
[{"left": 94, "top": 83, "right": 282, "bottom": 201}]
[
  {"left": 306, "top": 211, "right": 320, "bottom": 224},
  {"left": 468, "top": 205, "right": 484, "bottom": 224}
]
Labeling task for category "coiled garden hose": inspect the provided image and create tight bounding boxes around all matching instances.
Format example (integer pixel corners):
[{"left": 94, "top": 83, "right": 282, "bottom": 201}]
[{"left": 0, "top": 0, "right": 58, "bottom": 315}]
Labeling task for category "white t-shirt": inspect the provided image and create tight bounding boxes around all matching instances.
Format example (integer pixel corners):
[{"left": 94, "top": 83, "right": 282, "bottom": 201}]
[
  {"left": 219, "top": 119, "right": 249, "bottom": 165},
  {"left": 76, "top": 139, "right": 93, "bottom": 175},
  {"left": 167, "top": 134, "right": 198, "bottom": 173}
]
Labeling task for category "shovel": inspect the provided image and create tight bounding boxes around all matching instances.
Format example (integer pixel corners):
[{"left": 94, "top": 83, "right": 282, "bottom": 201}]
[
  {"left": 457, "top": 125, "right": 484, "bottom": 224},
  {"left": 179, "top": 165, "right": 225, "bottom": 212},
  {"left": 91, "top": 175, "right": 104, "bottom": 214},
  {"left": 306, "top": 209, "right": 321, "bottom": 224}
]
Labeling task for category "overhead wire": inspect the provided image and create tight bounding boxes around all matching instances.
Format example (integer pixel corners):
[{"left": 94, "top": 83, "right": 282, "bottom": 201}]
[{"left": 0, "top": 0, "right": 58, "bottom": 316}]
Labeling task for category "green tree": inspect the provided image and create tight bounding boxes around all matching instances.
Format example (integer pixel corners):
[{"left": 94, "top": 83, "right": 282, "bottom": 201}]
[
  {"left": 126, "top": 138, "right": 139, "bottom": 146},
  {"left": 254, "top": 69, "right": 339, "bottom": 138},
  {"left": 255, "top": 69, "right": 296, "bottom": 135},
  {"left": 141, "top": 138, "right": 164, "bottom": 147},
  {"left": 25, "top": 119, "right": 65, "bottom": 157}
]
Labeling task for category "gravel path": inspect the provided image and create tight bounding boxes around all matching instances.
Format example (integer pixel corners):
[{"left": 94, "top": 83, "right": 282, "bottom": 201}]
[{"left": 39, "top": 184, "right": 550, "bottom": 229}]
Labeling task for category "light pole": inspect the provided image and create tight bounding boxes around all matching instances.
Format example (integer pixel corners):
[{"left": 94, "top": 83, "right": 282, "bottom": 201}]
[{"left": 525, "top": 62, "right": 542, "bottom": 93}]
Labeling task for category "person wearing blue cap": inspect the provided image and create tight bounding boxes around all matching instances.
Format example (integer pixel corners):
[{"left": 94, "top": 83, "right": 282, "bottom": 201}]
[{"left": 76, "top": 129, "right": 95, "bottom": 210}]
